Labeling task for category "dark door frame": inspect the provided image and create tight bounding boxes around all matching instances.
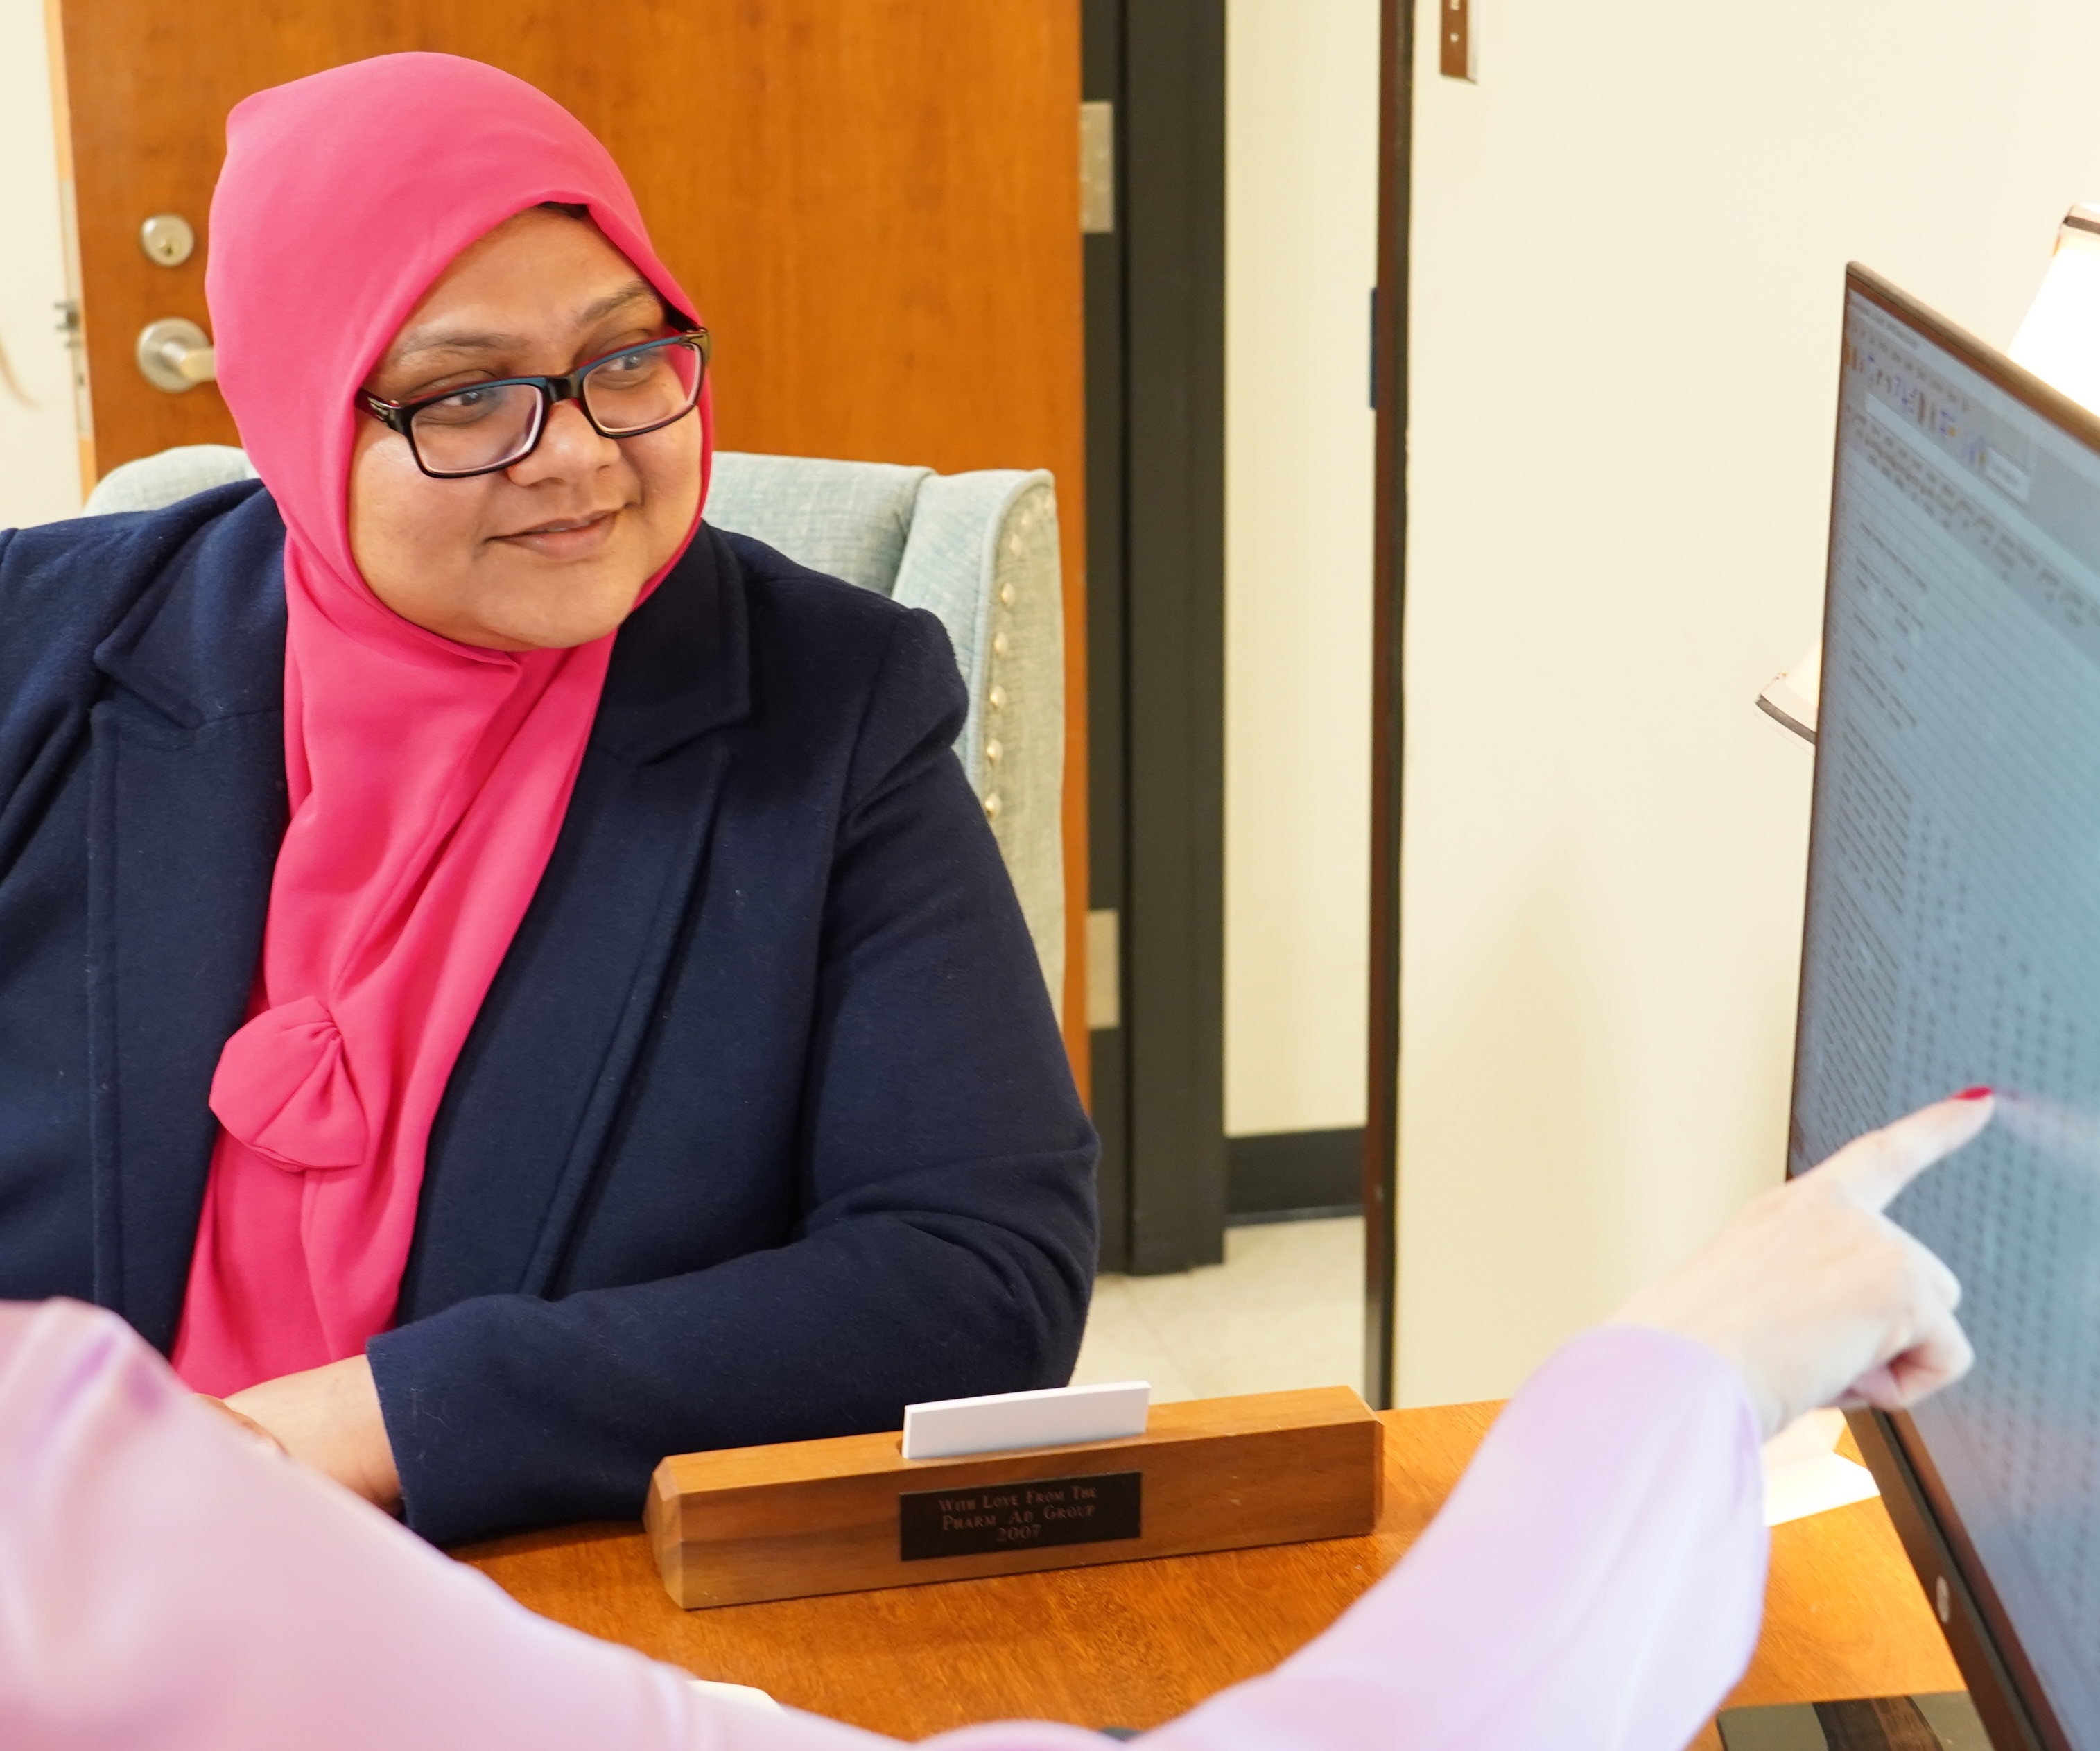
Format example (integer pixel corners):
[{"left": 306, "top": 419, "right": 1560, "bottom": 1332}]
[
  {"left": 1362, "top": 0, "right": 1415, "bottom": 1409},
  {"left": 1081, "top": 0, "right": 1130, "bottom": 1272},
  {"left": 1084, "top": 0, "right": 1228, "bottom": 1277},
  {"left": 1086, "top": 0, "right": 1410, "bottom": 1402}
]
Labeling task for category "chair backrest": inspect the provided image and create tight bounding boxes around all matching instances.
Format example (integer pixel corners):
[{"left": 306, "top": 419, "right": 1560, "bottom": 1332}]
[
  {"left": 703, "top": 451, "right": 1065, "bottom": 1014},
  {"left": 84, "top": 444, "right": 257, "bottom": 511},
  {"left": 80, "top": 445, "right": 1067, "bottom": 1015},
  {"left": 704, "top": 452, "right": 928, "bottom": 596}
]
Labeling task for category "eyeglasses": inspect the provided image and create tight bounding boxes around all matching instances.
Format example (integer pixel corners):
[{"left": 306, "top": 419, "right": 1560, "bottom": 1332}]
[{"left": 359, "top": 329, "right": 710, "bottom": 480}]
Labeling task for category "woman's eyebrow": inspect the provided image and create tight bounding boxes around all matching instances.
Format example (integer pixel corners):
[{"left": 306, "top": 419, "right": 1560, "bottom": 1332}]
[
  {"left": 575, "top": 280, "right": 661, "bottom": 327},
  {"left": 387, "top": 282, "right": 662, "bottom": 368},
  {"left": 390, "top": 328, "right": 519, "bottom": 363}
]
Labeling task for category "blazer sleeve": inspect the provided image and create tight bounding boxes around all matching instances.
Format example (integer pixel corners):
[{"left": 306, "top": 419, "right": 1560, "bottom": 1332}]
[{"left": 367, "top": 606, "right": 1100, "bottom": 1544}]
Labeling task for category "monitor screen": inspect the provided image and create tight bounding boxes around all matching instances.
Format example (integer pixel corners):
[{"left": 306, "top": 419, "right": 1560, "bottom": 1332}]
[{"left": 1792, "top": 267, "right": 2100, "bottom": 1751}]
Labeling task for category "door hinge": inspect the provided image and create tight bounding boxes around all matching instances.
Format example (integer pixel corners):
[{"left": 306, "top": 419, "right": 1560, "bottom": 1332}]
[
  {"left": 1079, "top": 101, "right": 1116, "bottom": 234},
  {"left": 1440, "top": 0, "right": 1478, "bottom": 81},
  {"left": 1086, "top": 908, "right": 1121, "bottom": 1030}
]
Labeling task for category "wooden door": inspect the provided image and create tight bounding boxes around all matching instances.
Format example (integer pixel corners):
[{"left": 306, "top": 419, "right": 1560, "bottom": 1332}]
[{"left": 49, "top": 0, "right": 1089, "bottom": 1076}]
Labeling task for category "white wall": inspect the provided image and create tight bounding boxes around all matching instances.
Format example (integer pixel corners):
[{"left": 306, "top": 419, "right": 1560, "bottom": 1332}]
[
  {"left": 0, "top": 0, "right": 79, "bottom": 528},
  {"left": 1224, "top": 0, "right": 1381, "bottom": 1138},
  {"left": 1400, "top": 0, "right": 2100, "bottom": 1404}
]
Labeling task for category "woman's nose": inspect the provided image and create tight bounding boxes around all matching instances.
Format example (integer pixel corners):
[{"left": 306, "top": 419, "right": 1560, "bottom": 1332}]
[{"left": 510, "top": 395, "right": 620, "bottom": 481}]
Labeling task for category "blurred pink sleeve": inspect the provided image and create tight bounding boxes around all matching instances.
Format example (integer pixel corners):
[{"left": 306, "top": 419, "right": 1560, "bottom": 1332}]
[
  {"left": 1119, "top": 1325, "right": 1767, "bottom": 1751},
  {"left": 0, "top": 1298, "right": 884, "bottom": 1751},
  {"left": 1, "top": 1304, "right": 1761, "bottom": 1751}
]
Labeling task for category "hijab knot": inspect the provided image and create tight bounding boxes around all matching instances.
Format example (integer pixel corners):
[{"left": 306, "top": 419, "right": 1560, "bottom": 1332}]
[{"left": 208, "top": 996, "right": 369, "bottom": 1173}]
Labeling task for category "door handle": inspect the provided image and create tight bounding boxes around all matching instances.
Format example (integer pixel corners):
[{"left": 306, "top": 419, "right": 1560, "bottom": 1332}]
[{"left": 137, "top": 318, "right": 216, "bottom": 391}]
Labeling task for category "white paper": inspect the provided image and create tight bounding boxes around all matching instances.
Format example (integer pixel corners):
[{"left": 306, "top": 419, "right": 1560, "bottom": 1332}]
[
  {"left": 1763, "top": 1452, "right": 1881, "bottom": 1527},
  {"left": 689, "top": 1680, "right": 782, "bottom": 1712},
  {"left": 1762, "top": 1406, "right": 1846, "bottom": 1469},
  {"left": 1760, "top": 1407, "right": 1880, "bottom": 1527},
  {"left": 901, "top": 1380, "right": 1150, "bottom": 1460}
]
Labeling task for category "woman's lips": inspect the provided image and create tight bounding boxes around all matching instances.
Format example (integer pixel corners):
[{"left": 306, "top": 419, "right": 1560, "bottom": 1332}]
[{"left": 496, "top": 508, "right": 621, "bottom": 560}]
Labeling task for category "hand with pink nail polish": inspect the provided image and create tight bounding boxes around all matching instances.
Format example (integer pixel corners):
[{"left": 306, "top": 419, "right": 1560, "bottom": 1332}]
[{"left": 1609, "top": 1092, "right": 1993, "bottom": 1439}]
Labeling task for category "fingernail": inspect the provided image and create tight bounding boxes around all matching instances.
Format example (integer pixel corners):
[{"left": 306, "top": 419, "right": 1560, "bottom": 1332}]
[{"left": 1952, "top": 1086, "right": 1994, "bottom": 1101}]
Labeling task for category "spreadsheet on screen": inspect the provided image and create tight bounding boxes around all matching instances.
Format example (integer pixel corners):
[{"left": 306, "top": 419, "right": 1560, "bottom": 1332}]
[{"left": 1796, "top": 286, "right": 2100, "bottom": 1744}]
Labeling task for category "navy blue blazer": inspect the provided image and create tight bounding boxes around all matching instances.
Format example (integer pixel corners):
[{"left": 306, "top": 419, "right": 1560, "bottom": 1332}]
[{"left": 0, "top": 482, "right": 1097, "bottom": 1544}]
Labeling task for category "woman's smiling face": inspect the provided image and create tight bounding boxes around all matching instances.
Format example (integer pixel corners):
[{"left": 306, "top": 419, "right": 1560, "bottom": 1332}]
[{"left": 347, "top": 206, "right": 702, "bottom": 651}]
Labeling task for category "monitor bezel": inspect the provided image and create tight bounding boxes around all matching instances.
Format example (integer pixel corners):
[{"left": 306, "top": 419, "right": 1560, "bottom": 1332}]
[{"left": 1796, "top": 261, "right": 2100, "bottom": 1751}]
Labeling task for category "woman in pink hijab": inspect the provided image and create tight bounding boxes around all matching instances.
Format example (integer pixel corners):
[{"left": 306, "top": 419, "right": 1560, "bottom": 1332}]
[
  {"left": 0, "top": 1096, "right": 1988, "bottom": 1748},
  {"left": 0, "top": 55, "right": 1093, "bottom": 1539}
]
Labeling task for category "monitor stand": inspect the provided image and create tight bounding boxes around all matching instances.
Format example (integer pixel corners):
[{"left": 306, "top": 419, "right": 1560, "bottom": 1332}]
[{"left": 1717, "top": 1692, "right": 1988, "bottom": 1750}]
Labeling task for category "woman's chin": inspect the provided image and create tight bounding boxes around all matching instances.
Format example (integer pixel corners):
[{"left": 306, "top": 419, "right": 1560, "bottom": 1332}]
[{"left": 451, "top": 561, "right": 646, "bottom": 651}]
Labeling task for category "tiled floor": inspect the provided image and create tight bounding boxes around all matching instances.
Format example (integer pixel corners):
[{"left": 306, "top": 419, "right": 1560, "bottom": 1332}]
[{"left": 1069, "top": 1216, "right": 1366, "bottom": 1401}]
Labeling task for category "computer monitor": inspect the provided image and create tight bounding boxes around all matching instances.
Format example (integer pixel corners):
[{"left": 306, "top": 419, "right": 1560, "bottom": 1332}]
[{"left": 1793, "top": 264, "right": 2100, "bottom": 1751}]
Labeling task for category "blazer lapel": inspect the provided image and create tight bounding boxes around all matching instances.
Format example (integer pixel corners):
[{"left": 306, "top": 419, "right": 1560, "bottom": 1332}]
[
  {"left": 78, "top": 506, "right": 751, "bottom": 1343},
  {"left": 399, "top": 528, "right": 754, "bottom": 1313},
  {"left": 87, "top": 499, "right": 288, "bottom": 1349}
]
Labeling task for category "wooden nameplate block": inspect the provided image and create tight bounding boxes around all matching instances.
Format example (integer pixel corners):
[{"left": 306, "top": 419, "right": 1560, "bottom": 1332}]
[{"left": 646, "top": 1385, "right": 1382, "bottom": 1609}]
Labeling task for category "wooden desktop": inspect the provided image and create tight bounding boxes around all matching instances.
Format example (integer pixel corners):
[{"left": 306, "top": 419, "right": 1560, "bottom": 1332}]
[{"left": 457, "top": 1401, "right": 1959, "bottom": 1748}]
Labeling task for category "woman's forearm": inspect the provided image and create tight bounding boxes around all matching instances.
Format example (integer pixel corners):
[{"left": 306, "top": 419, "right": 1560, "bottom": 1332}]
[{"left": 1131, "top": 1327, "right": 1767, "bottom": 1751}]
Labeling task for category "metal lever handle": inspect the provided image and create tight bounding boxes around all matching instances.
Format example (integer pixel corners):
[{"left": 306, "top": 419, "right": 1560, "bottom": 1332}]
[{"left": 137, "top": 318, "right": 217, "bottom": 392}]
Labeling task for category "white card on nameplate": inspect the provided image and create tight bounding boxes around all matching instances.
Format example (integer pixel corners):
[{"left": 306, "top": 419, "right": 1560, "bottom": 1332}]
[{"left": 901, "top": 1381, "right": 1151, "bottom": 1460}]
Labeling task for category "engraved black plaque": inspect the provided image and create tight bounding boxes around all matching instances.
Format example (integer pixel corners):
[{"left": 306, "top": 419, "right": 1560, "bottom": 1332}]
[{"left": 898, "top": 1469, "right": 1143, "bottom": 1562}]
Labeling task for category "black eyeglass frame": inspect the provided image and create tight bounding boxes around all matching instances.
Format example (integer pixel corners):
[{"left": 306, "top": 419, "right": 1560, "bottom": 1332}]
[{"left": 358, "top": 329, "right": 711, "bottom": 480}]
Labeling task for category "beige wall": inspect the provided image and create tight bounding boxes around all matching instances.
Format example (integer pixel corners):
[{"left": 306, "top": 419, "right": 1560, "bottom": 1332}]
[
  {"left": 1224, "top": 0, "right": 1381, "bottom": 1138},
  {"left": 1400, "top": 0, "right": 2100, "bottom": 1404},
  {"left": 0, "top": 0, "right": 78, "bottom": 528}
]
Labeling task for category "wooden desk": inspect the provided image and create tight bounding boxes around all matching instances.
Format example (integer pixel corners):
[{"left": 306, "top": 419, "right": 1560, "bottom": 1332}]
[{"left": 457, "top": 1404, "right": 1960, "bottom": 1745}]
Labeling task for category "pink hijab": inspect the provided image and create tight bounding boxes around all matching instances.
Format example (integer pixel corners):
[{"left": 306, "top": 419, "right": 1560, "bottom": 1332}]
[{"left": 172, "top": 54, "right": 711, "bottom": 1395}]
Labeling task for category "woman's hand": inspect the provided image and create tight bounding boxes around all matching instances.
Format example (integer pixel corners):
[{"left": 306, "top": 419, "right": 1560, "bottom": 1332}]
[
  {"left": 196, "top": 1394, "right": 290, "bottom": 1458},
  {"left": 1609, "top": 1092, "right": 1991, "bottom": 1440},
  {"left": 225, "top": 1354, "right": 403, "bottom": 1512}
]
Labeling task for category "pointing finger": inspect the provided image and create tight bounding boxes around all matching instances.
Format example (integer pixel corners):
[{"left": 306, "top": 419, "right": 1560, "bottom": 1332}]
[
  {"left": 1844, "top": 1310, "right": 1975, "bottom": 1412},
  {"left": 1811, "top": 1094, "right": 1994, "bottom": 1214}
]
